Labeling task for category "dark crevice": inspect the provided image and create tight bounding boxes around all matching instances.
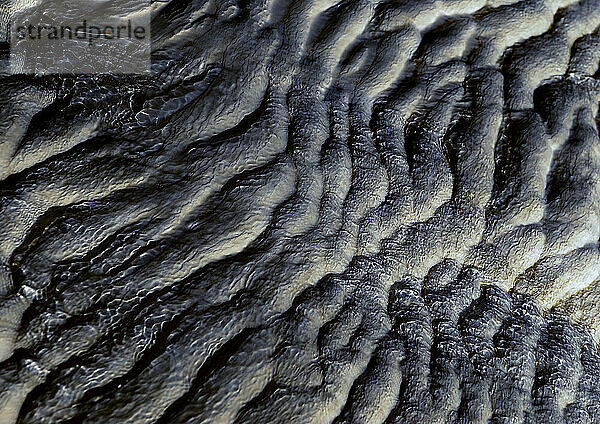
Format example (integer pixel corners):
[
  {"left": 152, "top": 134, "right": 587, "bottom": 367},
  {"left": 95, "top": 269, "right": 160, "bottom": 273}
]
[
  {"left": 154, "top": 327, "right": 256, "bottom": 424},
  {"left": 186, "top": 82, "right": 272, "bottom": 153},
  {"left": 233, "top": 380, "right": 280, "bottom": 423}
]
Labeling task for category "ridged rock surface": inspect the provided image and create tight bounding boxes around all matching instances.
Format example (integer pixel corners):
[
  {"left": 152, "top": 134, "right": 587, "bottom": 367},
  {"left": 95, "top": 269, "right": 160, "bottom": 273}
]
[{"left": 2, "top": 0, "right": 600, "bottom": 423}]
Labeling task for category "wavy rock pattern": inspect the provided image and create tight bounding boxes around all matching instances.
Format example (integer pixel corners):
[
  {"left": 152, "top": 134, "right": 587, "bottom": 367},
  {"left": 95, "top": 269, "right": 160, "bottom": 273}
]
[{"left": 2, "top": 0, "right": 600, "bottom": 423}]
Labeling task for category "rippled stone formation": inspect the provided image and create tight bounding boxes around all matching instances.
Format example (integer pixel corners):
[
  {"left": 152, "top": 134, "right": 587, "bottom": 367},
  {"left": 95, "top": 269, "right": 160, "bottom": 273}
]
[{"left": 2, "top": 0, "right": 600, "bottom": 423}]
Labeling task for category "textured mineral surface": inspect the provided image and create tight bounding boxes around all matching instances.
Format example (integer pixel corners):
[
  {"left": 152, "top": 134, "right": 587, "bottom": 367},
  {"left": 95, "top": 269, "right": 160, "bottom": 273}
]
[{"left": 2, "top": 0, "right": 600, "bottom": 423}]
